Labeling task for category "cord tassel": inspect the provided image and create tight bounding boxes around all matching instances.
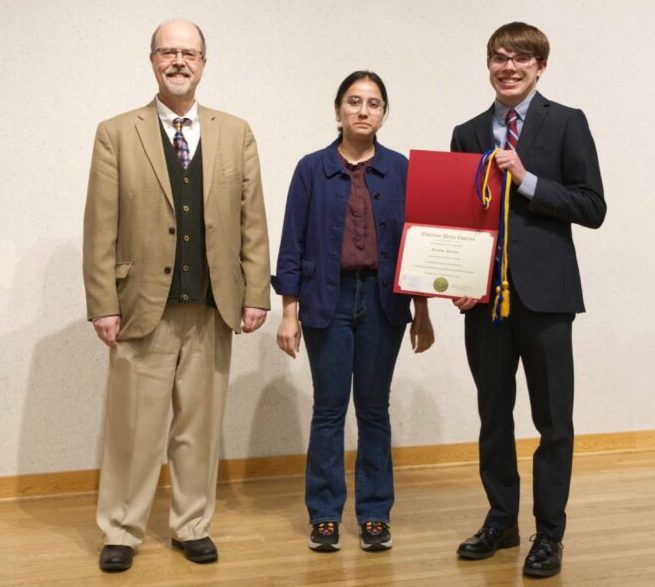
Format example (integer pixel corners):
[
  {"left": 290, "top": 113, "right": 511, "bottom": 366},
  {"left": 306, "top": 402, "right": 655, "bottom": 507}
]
[
  {"left": 492, "top": 168, "right": 512, "bottom": 324},
  {"left": 475, "top": 149, "right": 512, "bottom": 323}
]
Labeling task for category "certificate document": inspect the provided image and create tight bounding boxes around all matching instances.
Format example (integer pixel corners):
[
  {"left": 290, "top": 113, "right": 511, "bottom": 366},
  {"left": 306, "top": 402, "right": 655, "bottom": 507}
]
[
  {"left": 393, "top": 150, "right": 503, "bottom": 302},
  {"left": 395, "top": 223, "right": 497, "bottom": 301}
]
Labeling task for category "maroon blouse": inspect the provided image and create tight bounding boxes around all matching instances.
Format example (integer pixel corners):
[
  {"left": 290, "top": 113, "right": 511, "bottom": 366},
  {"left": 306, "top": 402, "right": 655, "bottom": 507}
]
[{"left": 338, "top": 153, "right": 378, "bottom": 270}]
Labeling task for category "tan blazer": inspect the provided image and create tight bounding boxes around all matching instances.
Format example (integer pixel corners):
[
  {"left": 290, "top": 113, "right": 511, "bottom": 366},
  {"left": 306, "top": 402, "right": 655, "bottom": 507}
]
[{"left": 83, "top": 101, "right": 270, "bottom": 340}]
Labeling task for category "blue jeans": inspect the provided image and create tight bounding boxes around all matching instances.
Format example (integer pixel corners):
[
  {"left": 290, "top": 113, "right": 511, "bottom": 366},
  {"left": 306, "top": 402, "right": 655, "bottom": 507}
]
[{"left": 302, "top": 270, "right": 406, "bottom": 524}]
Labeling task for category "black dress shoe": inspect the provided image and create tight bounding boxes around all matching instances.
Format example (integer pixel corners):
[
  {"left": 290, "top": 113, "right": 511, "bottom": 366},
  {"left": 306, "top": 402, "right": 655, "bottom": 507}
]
[
  {"left": 171, "top": 536, "right": 218, "bottom": 563},
  {"left": 523, "top": 534, "right": 563, "bottom": 577},
  {"left": 457, "top": 524, "right": 520, "bottom": 559},
  {"left": 99, "top": 545, "right": 133, "bottom": 572}
]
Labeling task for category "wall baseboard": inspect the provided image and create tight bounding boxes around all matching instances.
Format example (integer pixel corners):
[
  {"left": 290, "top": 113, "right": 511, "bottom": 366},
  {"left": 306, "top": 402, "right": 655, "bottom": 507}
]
[{"left": 1, "top": 430, "right": 653, "bottom": 501}]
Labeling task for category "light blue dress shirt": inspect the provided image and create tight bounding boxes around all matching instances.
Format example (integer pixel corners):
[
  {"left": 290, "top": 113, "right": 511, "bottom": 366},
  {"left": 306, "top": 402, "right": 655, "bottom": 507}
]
[{"left": 493, "top": 91, "right": 538, "bottom": 199}]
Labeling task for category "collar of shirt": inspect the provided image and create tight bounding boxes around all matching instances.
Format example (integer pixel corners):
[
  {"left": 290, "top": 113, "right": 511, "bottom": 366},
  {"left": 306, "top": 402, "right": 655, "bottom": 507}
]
[
  {"left": 323, "top": 138, "right": 389, "bottom": 178},
  {"left": 491, "top": 90, "right": 536, "bottom": 149},
  {"left": 155, "top": 96, "right": 201, "bottom": 159},
  {"left": 493, "top": 90, "right": 536, "bottom": 126},
  {"left": 337, "top": 150, "right": 373, "bottom": 172}
]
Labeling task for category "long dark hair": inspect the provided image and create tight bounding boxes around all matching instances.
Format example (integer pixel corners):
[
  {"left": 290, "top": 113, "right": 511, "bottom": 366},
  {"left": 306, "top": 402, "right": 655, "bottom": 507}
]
[{"left": 334, "top": 70, "right": 389, "bottom": 135}]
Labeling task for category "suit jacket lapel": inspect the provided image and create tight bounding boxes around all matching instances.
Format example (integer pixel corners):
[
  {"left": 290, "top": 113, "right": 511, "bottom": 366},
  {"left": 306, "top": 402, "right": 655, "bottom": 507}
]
[
  {"left": 135, "top": 101, "right": 174, "bottom": 211},
  {"left": 518, "top": 92, "right": 549, "bottom": 159},
  {"left": 474, "top": 105, "right": 496, "bottom": 151},
  {"left": 199, "top": 106, "right": 218, "bottom": 206}
]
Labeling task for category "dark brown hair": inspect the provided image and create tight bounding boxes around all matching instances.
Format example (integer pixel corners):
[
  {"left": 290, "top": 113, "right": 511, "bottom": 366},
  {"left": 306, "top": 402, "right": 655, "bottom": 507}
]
[{"left": 487, "top": 22, "right": 549, "bottom": 61}]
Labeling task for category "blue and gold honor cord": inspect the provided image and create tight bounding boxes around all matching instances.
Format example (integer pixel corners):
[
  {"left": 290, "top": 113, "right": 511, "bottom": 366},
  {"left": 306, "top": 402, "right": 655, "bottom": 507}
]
[{"left": 475, "top": 149, "right": 511, "bottom": 323}]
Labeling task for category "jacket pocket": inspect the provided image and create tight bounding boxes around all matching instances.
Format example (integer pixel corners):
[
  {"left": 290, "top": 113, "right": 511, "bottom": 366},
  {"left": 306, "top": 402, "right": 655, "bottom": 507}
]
[
  {"left": 217, "top": 172, "right": 240, "bottom": 184},
  {"left": 301, "top": 259, "right": 316, "bottom": 277},
  {"left": 115, "top": 262, "right": 132, "bottom": 280}
]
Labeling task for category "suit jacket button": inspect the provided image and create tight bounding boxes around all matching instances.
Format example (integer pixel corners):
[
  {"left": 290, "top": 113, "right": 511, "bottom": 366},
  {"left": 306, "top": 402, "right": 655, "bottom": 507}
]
[
  {"left": 373, "top": 193, "right": 380, "bottom": 200},
  {"left": 379, "top": 221, "right": 386, "bottom": 229},
  {"left": 183, "top": 177, "right": 190, "bottom": 184},
  {"left": 182, "top": 265, "right": 190, "bottom": 272},
  {"left": 380, "top": 251, "right": 388, "bottom": 259},
  {"left": 181, "top": 294, "right": 189, "bottom": 302},
  {"left": 169, "top": 227, "right": 176, "bottom": 234},
  {"left": 164, "top": 266, "right": 172, "bottom": 274}
]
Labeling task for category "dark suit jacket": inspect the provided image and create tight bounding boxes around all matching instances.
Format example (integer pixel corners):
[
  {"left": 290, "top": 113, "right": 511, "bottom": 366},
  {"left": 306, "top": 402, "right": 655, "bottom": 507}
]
[{"left": 450, "top": 92, "right": 606, "bottom": 314}]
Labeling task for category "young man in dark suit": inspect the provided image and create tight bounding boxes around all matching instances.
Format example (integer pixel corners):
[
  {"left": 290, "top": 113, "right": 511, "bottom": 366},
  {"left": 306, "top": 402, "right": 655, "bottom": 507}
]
[{"left": 451, "top": 22, "right": 606, "bottom": 577}]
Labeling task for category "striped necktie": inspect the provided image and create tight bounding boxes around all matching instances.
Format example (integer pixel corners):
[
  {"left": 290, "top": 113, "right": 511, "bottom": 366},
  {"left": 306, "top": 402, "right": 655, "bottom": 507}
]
[
  {"left": 504, "top": 109, "right": 519, "bottom": 150},
  {"left": 173, "top": 117, "right": 191, "bottom": 169}
]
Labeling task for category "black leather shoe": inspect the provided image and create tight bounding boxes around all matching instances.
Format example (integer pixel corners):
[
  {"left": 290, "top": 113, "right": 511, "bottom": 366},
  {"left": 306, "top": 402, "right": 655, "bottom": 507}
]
[
  {"left": 99, "top": 545, "right": 133, "bottom": 572},
  {"left": 171, "top": 536, "right": 218, "bottom": 563},
  {"left": 523, "top": 534, "right": 563, "bottom": 577},
  {"left": 457, "top": 524, "right": 520, "bottom": 559}
]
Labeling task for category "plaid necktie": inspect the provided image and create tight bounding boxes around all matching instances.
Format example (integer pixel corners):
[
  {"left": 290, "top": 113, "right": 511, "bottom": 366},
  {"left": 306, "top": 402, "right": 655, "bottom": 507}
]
[
  {"left": 504, "top": 109, "right": 519, "bottom": 150},
  {"left": 173, "top": 117, "right": 191, "bottom": 169}
]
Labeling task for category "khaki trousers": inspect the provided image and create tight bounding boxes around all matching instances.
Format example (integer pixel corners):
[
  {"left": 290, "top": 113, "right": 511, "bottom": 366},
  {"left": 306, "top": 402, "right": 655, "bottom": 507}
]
[{"left": 96, "top": 304, "right": 232, "bottom": 547}]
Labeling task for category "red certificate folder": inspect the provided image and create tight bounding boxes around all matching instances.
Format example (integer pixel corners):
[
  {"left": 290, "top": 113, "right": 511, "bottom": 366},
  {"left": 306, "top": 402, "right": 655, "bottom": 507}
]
[
  {"left": 405, "top": 150, "right": 502, "bottom": 228},
  {"left": 394, "top": 150, "right": 503, "bottom": 301}
]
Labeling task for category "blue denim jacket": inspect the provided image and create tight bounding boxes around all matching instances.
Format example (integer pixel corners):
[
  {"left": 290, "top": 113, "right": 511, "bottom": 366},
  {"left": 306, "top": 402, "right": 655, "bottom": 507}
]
[{"left": 272, "top": 139, "right": 412, "bottom": 328}]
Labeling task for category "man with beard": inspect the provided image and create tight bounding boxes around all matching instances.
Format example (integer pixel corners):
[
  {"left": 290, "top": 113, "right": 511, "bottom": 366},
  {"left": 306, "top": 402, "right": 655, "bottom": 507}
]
[
  {"left": 83, "top": 19, "right": 270, "bottom": 572},
  {"left": 451, "top": 22, "right": 605, "bottom": 577}
]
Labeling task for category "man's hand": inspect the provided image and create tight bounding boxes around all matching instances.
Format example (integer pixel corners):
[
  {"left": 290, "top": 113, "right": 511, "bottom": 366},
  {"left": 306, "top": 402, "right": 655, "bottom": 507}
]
[
  {"left": 495, "top": 149, "right": 526, "bottom": 185},
  {"left": 410, "top": 298, "right": 435, "bottom": 353},
  {"left": 452, "top": 297, "right": 478, "bottom": 312},
  {"left": 241, "top": 307, "right": 267, "bottom": 333},
  {"left": 93, "top": 315, "right": 121, "bottom": 348}
]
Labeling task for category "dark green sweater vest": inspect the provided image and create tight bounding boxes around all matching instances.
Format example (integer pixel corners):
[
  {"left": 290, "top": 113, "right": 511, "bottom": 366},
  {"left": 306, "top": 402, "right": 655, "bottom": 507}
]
[{"left": 160, "top": 122, "right": 214, "bottom": 306}]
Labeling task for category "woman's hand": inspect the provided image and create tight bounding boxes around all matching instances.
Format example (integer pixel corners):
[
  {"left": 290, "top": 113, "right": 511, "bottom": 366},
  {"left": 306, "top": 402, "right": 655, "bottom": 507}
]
[
  {"left": 277, "top": 296, "right": 302, "bottom": 358},
  {"left": 410, "top": 297, "right": 435, "bottom": 353}
]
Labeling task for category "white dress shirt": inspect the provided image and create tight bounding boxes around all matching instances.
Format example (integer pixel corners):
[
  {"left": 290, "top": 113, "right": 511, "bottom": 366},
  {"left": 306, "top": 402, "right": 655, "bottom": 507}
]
[
  {"left": 492, "top": 90, "right": 538, "bottom": 199},
  {"left": 155, "top": 96, "right": 201, "bottom": 160}
]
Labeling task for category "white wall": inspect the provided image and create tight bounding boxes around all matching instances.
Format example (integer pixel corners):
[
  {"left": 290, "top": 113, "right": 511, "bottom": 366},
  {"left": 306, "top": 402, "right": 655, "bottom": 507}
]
[{"left": 1, "top": 0, "right": 653, "bottom": 477}]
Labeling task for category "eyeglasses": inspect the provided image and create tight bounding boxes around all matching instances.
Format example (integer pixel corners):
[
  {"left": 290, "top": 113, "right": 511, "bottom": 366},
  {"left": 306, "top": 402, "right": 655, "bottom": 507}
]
[
  {"left": 152, "top": 47, "right": 204, "bottom": 63},
  {"left": 342, "top": 95, "right": 385, "bottom": 115},
  {"left": 488, "top": 53, "right": 537, "bottom": 68}
]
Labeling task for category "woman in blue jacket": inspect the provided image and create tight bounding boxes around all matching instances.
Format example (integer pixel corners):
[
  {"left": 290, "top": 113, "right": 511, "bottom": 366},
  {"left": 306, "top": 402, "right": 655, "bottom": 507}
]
[{"left": 272, "top": 71, "right": 434, "bottom": 553}]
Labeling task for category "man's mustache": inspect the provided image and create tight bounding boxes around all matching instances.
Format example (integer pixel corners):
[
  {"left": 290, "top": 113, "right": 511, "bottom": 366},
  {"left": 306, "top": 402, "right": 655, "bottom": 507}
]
[{"left": 165, "top": 66, "right": 191, "bottom": 77}]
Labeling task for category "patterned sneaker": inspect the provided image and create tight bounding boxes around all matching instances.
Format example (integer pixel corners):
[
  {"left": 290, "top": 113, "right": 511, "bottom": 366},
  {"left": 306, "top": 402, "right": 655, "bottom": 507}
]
[
  {"left": 360, "top": 521, "right": 392, "bottom": 551},
  {"left": 308, "top": 521, "right": 340, "bottom": 552}
]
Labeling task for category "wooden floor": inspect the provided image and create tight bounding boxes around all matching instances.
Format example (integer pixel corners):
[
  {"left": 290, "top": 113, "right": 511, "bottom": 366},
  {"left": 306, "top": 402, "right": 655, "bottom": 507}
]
[{"left": 1, "top": 451, "right": 654, "bottom": 586}]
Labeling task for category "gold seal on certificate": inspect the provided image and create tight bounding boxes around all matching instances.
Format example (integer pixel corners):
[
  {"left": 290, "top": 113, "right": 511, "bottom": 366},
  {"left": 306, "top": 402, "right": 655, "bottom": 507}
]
[
  {"left": 433, "top": 277, "right": 449, "bottom": 292},
  {"left": 396, "top": 224, "right": 497, "bottom": 301}
]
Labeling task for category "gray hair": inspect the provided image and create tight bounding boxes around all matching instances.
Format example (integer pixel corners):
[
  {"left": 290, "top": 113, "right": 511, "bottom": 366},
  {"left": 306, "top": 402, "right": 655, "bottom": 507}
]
[{"left": 150, "top": 20, "right": 206, "bottom": 57}]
